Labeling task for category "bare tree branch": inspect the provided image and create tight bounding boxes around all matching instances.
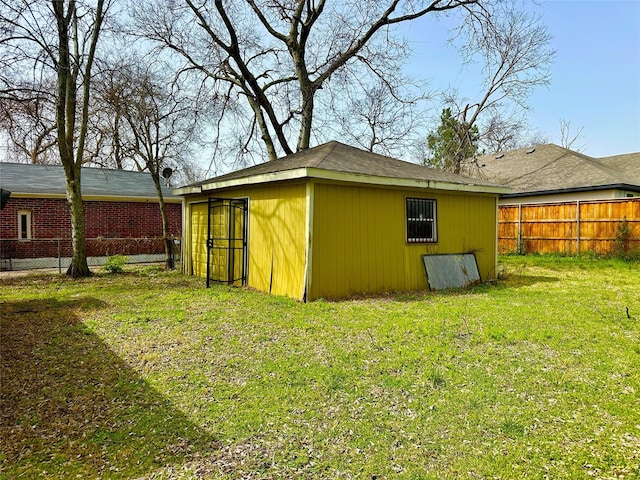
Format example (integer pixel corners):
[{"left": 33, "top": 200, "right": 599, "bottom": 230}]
[
  {"left": 431, "top": 2, "right": 554, "bottom": 173},
  {"left": 130, "top": 0, "right": 485, "bottom": 162},
  {"left": 559, "top": 118, "right": 585, "bottom": 152}
]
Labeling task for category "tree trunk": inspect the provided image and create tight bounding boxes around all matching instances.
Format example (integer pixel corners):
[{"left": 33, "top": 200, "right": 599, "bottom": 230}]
[
  {"left": 65, "top": 165, "right": 91, "bottom": 277},
  {"left": 150, "top": 169, "right": 175, "bottom": 270},
  {"left": 53, "top": 1, "right": 91, "bottom": 278},
  {"left": 296, "top": 84, "right": 314, "bottom": 152},
  {"left": 51, "top": 0, "right": 106, "bottom": 278},
  {"left": 160, "top": 200, "right": 175, "bottom": 270}
]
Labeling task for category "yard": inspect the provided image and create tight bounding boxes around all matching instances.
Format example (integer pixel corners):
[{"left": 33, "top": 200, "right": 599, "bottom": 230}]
[{"left": 1, "top": 257, "right": 639, "bottom": 479}]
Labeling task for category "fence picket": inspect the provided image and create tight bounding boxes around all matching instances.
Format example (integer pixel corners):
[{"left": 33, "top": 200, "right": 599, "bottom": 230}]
[{"left": 498, "top": 198, "right": 640, "bottom": 255}]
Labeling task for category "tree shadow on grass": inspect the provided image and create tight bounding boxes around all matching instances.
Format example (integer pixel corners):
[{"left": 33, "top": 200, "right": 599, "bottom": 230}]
[{"left": 0, "top": 297, "right": 217, "bottom": 479}]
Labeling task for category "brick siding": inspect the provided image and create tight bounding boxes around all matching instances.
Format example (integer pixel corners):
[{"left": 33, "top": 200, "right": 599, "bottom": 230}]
[{"left": 1, "top": 197, "right": 182, "bottom": 259}]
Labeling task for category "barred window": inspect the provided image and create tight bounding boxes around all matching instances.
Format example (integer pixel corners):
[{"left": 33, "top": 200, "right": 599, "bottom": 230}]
[{"left": 406, "top": 198, "right": 437, "bottom": 243}]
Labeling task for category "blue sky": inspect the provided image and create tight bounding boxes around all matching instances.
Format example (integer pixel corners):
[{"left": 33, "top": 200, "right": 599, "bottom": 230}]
[{"left": 404, "top": 0, "right": 640, "bottom": 157}]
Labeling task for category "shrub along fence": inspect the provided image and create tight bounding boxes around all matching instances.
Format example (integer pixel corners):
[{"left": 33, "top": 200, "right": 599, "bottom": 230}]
[
  {"left": 498, "top": 198, "right": 640, "bottom": 256},
  {"left": 0, "top": 237, "right": 181, "bottom": 272}
]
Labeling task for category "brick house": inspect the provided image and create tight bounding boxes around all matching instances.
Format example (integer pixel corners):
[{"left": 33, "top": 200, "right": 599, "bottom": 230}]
[{"left": 0, "top": 162, "right": 182, "bottom": 270}]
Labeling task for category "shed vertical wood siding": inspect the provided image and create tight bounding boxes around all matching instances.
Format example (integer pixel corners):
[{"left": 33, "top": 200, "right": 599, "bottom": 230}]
[
  {"left": 187, "top": 201, "right": 208, "bottom": 277},
  {"left": 185, "top": 183, "right": 307, "bottom": 299},
  {"left": 308, "top": 183, "right": 498, "bottom": 300},
  {"left": 245, "top": 183, "right": 307, "bottom": 298}
]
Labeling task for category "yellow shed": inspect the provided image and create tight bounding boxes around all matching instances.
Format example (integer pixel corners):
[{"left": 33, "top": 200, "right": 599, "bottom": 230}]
[{"left": 175, "top": 142, "right": 509, "bottom": 301}]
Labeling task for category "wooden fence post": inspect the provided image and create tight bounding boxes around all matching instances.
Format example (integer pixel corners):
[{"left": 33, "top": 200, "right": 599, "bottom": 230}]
[
  {"left": 518, "top": 203, "right": 523, "bottom": 253},
  {"left": 576, "top": 200, "right": 581, "bottom": 254},
  {"left": 498, "top": 198, "right": 639, "bottom": 256}
]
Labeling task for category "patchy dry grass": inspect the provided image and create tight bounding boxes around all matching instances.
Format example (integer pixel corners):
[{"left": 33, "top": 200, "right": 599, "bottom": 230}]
[{"left": 1, "top": 259, "right": 639, "bottom": 479}]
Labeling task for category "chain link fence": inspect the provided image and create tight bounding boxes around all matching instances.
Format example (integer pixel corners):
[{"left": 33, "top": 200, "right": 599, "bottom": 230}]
[{"left": 0, "top": 237, "right": 181, "bottom": 272}]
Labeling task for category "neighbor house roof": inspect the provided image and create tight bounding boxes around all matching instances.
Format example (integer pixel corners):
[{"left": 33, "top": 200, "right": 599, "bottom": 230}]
[
  {"left": 175, "top": 141, "right": 509, "bottom": 195},
  {"left": 598, "top": 151, "right": 640, "bottom": 180},
  {"left": 0, "top": 162, "right": 180, "bottom": 202},
  {"left": 473, "top": 144, "right": 640, "bottom": 197}
]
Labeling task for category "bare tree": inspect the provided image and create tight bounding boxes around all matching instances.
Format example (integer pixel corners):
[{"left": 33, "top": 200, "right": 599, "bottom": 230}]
[
  {"left": 432, "top": 3, "right": 554, "bottom": 172},
  {"left": 0, "top": 3, "right": 59, "bottom": 164},
  {"left": 329, "top": 76, "right": 429, "bottom": 156},
  {"left": 0, "top": 0, "right": 112, "bottom": 277},
  {"left": 55, "top": 0, "right": 111, "bottom": 277},
  {"left": 559, "top": 118, "right": 585, "bottom": 152},
  {"left": 481, "top": 111, "right": 527, "bottom": 154},
  {"left": 0, "top": 80, "right": 58, "bottom": 164},
  {"left": 130, "top": 0, "right": 488, "bottom": 164},
  {"left": 94, "top": 59, "right": 205, "bottom": 269}
]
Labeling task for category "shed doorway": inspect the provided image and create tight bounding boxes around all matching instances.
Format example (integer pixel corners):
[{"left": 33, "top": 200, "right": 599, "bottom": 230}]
[{"left": 207, "top": 198, "right": 248, "bottom": 287}]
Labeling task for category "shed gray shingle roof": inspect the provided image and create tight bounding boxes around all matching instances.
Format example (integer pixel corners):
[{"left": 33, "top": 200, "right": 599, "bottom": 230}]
[
  {"left": 182, "top": 141, "right": 505, "bottom": 193},
  {"left": 0, "top": 162, "right": 178, "bottom": 200},
  {"left": 473, "top": 144, "right": 640, "bottom": 196}
]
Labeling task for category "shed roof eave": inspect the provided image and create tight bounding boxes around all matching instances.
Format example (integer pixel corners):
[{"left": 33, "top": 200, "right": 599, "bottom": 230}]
[
  {"left": 182, "top": 168, "right": 308, "bottom": 194},
  {"left": 306, "top": 168, "right": 510, "bottom": 194},
  {"left": 176, "top": 167, "right": 510, "bottom": 196},
  {"left": 173, "top": 185, "right": 203, "bottom": 196}
]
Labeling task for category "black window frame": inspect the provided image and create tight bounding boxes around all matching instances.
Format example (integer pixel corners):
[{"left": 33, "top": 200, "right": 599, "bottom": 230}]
[{"left": 406, "top": 198, "right": 437, "bottom": 244}]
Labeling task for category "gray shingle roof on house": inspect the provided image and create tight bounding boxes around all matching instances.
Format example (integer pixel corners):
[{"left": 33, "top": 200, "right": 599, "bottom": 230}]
[
  {"left": 0, "top": 162, "right": 179, "bottom": 200},
  {"left": 598, "top": 151, "right": 640, "bottom": 180},
  {"left": 180, "top": 141, "right": 506, "bottom": 194},
  {"left": 473, "top": 144, "right": 640, "bottom": 197}
]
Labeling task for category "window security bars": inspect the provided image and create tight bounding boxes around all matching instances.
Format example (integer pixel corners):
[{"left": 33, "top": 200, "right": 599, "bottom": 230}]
[{"left": 406, "top": 198, "right": 437, "bottom": 243}]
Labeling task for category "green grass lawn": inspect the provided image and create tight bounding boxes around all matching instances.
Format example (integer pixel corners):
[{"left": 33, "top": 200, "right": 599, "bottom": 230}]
[{"left": 1, "top": 257, "right": 639, "bottom": 479}]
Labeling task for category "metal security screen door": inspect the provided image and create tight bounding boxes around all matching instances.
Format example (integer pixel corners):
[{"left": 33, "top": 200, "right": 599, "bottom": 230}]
[{"left": 206, "top": 198, "right": 248, "bottom": 287}]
